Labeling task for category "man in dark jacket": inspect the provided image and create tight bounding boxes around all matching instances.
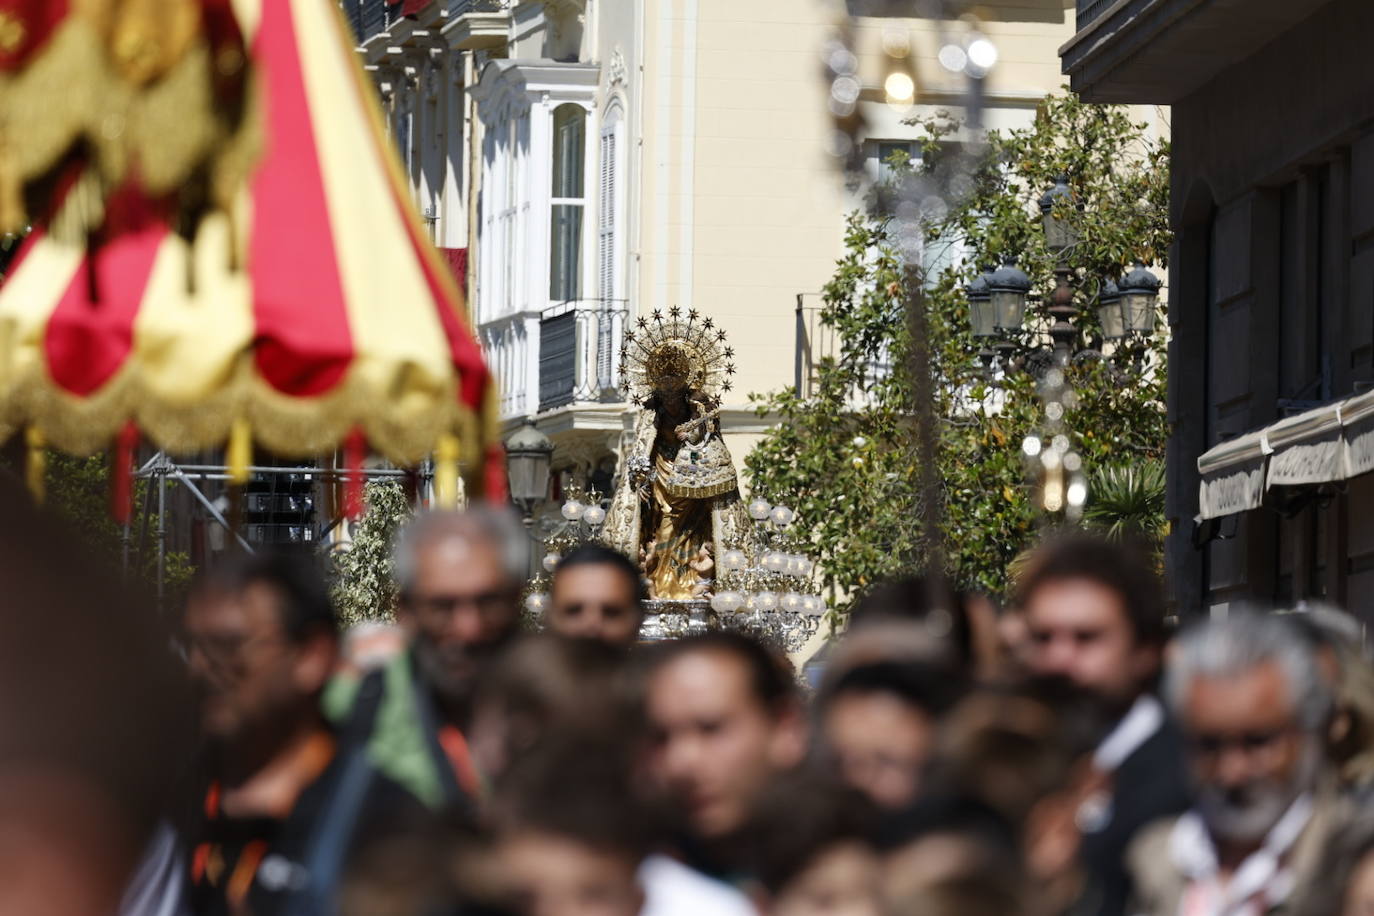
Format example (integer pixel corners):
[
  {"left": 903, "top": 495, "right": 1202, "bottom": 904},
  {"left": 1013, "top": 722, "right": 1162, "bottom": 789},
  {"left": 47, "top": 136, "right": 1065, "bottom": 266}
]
[{"left": 1018, "top": 533, "right": 1191, "bottom": 916}]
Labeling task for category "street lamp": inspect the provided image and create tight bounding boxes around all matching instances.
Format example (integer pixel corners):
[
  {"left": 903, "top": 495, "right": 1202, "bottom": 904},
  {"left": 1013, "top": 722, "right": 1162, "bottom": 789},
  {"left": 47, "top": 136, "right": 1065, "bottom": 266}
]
[
  {"left": 966, "top": 266, "right": 996, "bottom": 339},
  {"left": 504, "top": 417, "right": 553, "bottom": 523},
  {"left": 1038, "top": 173, "right": 1078, "bottom": 254},
  {"left": 1119, "top": 261, "right": 1162, "bottom": 336},
  {"left": 988, "top": 257, "right": 1030, "bottom": 333},
  {"left": 1096, "top": 279, "right": 1126, "bottom": 341}
]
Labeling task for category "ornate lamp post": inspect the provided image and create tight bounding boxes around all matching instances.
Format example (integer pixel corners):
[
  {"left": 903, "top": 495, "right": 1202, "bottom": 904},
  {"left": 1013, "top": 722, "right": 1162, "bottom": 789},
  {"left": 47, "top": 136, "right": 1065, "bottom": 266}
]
[{"left": 966, "top": 176, "right": 1164, "bottom": 521}]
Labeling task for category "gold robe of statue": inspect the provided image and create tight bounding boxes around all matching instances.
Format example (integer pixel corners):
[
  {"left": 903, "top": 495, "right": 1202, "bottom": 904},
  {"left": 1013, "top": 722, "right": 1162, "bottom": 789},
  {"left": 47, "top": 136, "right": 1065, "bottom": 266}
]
[{"left": 604, "top": 392, "right": 753, "bottom": 600}]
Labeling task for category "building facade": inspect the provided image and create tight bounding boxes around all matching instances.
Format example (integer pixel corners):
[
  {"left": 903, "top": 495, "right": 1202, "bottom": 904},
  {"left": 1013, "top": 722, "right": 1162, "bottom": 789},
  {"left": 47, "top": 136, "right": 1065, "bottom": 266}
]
[
  {"left": 355, "top": 0, "right": 1083, "bottom": 500},
  {"left": 1062, "top": 0, "right": 1374, "bottom": 618}
]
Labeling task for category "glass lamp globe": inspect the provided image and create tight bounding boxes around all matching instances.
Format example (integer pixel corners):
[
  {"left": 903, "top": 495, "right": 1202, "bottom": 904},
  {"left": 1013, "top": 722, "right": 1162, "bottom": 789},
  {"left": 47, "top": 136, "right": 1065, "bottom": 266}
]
[
  {"left": 802, "top": 595, "right": 826, "bottom": 617},
  {"left": 1096, "top": 279, "right": 1126, "bottom": 340},
  {"left": 755, "top": 591, "right": 779, "bottom": 612},
  {"left": 542, "top": 552, "right": 560, "bottom": 572},
  {"left": 769, "top": 505, "right": 795, "bottom": 528},
  {"left": 582, "top": 505, "right": 606, "bottom": 526},
  {"left": 781, "top": 592, "right": 804, "bottom": 612},
  {"left": 747, "top": 498, "right": 772, "bottom": 521},
  {"left": 524, "top": 592, "right": 548, "bottom": 613},
  {"left": 561, "top": 500, "right": 585, "bottom": 521},
  {"left": 988, "top": 257, "right": 1031, "bottom": 332},
  {"left": 714, "top": 591, "right": 744, "bottom": 614},
  {"left": 966, "top": 268, "right": 997, "bottom": 339},
  {"left": 1119, "top": 262, "right": 1161, "bottom": 336},
  {"left": 721, "top": 549, "right": 748, "bottom": 572}
]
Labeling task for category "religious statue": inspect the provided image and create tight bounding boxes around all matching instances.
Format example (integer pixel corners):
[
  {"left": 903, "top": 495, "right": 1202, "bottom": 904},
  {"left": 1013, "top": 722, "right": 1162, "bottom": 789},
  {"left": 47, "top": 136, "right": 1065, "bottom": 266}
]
[{"left": 604, "top": 309, "right": 754, "bottom": 600}]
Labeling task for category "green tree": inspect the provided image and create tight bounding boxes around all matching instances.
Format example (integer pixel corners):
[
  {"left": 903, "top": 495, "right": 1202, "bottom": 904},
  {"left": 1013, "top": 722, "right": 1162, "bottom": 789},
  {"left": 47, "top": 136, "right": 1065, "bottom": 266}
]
[
  {"left": 0, "top": 451, "right": 197, "bottom": 600},
  {"left": 746, "top": 92, "right": 1170, "bottom": 610},
  {"left": 329, "top": 479, "right": 414, "bottom": 626}
]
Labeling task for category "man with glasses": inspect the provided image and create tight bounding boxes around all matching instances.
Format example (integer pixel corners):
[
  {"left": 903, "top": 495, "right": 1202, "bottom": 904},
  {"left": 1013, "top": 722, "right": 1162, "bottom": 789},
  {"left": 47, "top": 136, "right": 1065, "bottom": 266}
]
[
  {"left": 184, "top": 552, "right": 422, "bottom": 914},
  {"left": 327, "top": 507, "right": 528, "bottom": 809},
  {"left": 1126, "top": 611, "right": 1342, "bottom": 916}
]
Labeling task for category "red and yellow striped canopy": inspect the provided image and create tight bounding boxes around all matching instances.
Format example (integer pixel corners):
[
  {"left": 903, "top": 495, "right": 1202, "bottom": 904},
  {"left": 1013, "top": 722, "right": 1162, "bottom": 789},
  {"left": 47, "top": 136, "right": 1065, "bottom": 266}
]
[{"left": 0, "top": 0, "right": 498, "bottom": 488}]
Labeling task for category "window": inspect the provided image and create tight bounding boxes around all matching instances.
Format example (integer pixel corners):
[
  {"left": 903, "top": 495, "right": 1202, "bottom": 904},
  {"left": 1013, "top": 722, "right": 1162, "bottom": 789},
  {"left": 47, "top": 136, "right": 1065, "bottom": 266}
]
[
  {"left": 870, "top": 139, "right": 967, "bottom": 287},
  {"left": 876, "top": 140, "right": 915, "bottom": 184},
  {"left": 550, "top": 104, "right": 586, "bottom": 302}
]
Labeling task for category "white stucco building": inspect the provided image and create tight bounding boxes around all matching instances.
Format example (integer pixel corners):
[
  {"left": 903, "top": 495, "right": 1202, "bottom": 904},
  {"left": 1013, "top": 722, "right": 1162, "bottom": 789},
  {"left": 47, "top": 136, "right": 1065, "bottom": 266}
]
[{"left": 351, "top": 0, "right": 1098, "bottom": 497}]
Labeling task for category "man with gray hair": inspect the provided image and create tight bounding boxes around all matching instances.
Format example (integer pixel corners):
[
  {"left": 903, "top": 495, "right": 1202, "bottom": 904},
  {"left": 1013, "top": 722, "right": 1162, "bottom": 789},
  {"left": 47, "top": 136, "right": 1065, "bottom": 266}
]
[
  {"left": 326, "top": 506, "right": 528, "bottom": 808},
  {"left": 1126, "top": 611, "right": 1342, "bottom": 916}
]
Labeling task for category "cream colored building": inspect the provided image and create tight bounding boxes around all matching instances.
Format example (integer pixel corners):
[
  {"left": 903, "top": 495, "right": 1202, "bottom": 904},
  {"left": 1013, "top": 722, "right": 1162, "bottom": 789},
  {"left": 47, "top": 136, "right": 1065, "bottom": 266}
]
[{"left": 353, "top": 0, "right": 1088, "bottom": 498}]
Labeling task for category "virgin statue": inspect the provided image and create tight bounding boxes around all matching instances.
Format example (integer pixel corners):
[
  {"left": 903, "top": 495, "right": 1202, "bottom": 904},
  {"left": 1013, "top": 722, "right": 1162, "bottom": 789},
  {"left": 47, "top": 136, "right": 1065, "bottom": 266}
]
[{"left": 603, "top": 309, "right": 754, "bottom": 600}]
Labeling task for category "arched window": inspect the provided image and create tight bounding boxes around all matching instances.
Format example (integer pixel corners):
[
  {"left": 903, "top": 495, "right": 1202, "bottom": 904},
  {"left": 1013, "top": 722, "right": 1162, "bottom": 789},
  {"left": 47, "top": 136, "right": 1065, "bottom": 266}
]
[{"left": 550, "top": 103, "right": 587, "bottom": 302}]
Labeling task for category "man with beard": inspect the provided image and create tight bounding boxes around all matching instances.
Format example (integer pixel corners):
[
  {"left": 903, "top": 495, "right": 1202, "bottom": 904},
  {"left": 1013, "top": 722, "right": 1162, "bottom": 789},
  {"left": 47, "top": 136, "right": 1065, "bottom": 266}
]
[
  {"left": 326, "top": 508, "right": 527, "bottom": 809},
  {"left": 1127, "top": 611, "right": 1340, "bottom": 916},
  {"left": 184, "top": 552, "right": 422, "bottom": 914},
  {"left": 1019, "top": 533, "right": 1191, "bottom": 915}
]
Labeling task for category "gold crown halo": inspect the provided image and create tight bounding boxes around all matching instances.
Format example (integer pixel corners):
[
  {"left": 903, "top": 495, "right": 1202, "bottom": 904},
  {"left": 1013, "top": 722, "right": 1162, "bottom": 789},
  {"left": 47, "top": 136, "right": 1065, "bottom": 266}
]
[{"left": 619, "top": 307, "right": 736, "bottom": 406}]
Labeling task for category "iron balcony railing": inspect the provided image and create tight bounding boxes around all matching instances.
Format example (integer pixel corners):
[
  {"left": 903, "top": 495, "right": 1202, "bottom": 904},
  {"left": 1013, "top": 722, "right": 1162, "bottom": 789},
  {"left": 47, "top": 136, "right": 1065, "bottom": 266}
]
[
  {"left": 795, "top": 293, "right": 890, "bottom": 406},
  {"left": 539, "top": 299, "right": 629, "bottom": 412},
  {"left": 448, "top": 0, "right": 510, "bottom": 14},
  {"left": 351, "top": 0, "right": 400, "bottom": 44},
  {"left": 795, "top": 295, "right": 839, "bottom": 400},
  {"left": 1076, "top": 0, "right": 1116, "bottom": 31}
]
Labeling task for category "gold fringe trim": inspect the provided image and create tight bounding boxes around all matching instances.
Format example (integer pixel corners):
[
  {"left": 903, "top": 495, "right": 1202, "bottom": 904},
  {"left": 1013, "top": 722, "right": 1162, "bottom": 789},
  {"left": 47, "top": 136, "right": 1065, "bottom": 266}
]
[
  {"left": 434, "top": 433, "right": 460, "bottom": 508},
  {"left": 25, "top": 425, "right": 44, "bottom": 503},
  {"left": 0, "top": 3, "right": 261, "bottom": 235},
  {"left": 226, "top": 417, "right": 251, "bottom": 484},
  {"left": 0, "top": 354, "right": 473, "bottom": 468}
]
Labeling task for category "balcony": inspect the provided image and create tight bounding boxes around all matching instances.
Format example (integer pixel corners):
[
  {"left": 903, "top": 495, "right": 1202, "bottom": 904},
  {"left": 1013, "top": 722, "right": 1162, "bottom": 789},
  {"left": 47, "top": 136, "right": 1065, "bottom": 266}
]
[
  {"left": 351, "top": 0, "right": 401, "bottom": 44},
  {"left": 1062, "top": 0, "right": 1333, "bottom": 103},
  {"left": 538, "top": 299, "right": 628, "bottom": 412},
  {"left": 444, "top": 0, "right": 511, "bottom": 49}
]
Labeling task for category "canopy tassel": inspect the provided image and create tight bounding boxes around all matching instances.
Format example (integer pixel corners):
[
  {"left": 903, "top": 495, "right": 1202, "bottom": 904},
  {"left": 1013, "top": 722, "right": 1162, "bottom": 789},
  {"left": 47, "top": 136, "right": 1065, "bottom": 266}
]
[
  {"left": 227, "top": 417, "right": 251, "bottom": 486},
  {"left": 344, "top": 427, "right": 366, "bottom": 521},
  {"left": 111, "top": 421, "right": 139, "bottom": 524},
  {"left": 435, "top": 433, "right": 460, "bottom": 509},
  {"left": 25, "top": 426, "right": 45, "bottom": 504},
  {"left": 483, "top": 442, "right": 507, "bottom": 505}
]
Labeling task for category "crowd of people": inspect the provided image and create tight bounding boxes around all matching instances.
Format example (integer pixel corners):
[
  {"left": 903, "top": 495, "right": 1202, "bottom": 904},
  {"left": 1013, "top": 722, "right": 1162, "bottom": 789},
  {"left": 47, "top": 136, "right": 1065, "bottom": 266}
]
[{"left": 7, "top": 485, "right": 1374, "bottom": 916}]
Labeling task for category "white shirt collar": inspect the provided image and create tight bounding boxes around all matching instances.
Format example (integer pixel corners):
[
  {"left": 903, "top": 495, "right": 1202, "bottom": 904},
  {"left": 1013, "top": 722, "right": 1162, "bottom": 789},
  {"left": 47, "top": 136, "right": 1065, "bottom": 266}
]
[
  {"left": 1168, "top": 794, "right": 1314, "bottom": 913},
  {"left": 1094, "top": 694, "right": 1164, "bottom": 772}
]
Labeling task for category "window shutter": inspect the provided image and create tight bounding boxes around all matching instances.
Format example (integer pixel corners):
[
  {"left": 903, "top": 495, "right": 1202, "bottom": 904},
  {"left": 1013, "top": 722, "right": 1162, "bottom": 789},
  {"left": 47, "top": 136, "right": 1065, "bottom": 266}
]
[{"left": 599, "top": 127, "right": 617, "bottom": 301}]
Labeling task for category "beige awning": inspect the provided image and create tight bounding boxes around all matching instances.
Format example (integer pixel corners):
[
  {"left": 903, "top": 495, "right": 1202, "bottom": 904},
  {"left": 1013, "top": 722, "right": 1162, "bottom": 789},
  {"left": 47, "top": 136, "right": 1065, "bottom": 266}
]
[
  {"left": 1341, "top": 389, "right": 1374, "bottom": 478},
  {"left": 1197, "top": 391, "right": 1374, "bottom": 521},
  {"left": 1197, "top": 428, "right": 1270, "bottom": 521},
  {"left": 1265, "top": 402, "right": 1344, "bottom": 487}
]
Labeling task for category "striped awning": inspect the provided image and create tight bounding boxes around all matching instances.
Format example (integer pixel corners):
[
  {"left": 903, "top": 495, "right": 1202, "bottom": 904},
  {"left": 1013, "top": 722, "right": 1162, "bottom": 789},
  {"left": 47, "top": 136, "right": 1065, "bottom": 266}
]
[{"left": 0, "top": 0, "right": 500, "bottom": 489}]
